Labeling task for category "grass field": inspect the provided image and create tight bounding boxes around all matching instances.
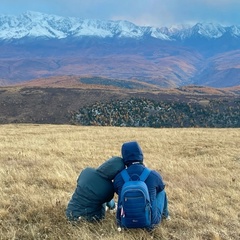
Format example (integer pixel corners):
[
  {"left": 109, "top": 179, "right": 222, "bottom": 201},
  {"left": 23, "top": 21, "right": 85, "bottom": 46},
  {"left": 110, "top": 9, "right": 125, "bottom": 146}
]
[{"left": 0, "top": 124, "right": 239, "bottom": 240}]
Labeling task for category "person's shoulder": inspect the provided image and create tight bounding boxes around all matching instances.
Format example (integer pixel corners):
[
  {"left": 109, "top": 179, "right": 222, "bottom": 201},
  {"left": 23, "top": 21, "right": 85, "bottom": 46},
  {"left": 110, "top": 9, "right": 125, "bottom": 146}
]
[{"left": 147, "top": 168, "right": 162, "bottom": 178}]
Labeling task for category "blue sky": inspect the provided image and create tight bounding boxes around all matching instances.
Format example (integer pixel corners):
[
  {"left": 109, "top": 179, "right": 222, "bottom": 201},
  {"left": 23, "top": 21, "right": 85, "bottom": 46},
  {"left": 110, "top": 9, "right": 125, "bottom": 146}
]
[{"left": 1, "top": 0, "right": 240, "bottom": 27}]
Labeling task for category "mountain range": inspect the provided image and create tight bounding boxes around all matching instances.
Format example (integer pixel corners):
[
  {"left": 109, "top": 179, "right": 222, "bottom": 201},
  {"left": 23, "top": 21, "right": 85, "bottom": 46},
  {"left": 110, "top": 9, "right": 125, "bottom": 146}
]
[{"left": 0, "top": 11, "right": 240, "bottom": 88}]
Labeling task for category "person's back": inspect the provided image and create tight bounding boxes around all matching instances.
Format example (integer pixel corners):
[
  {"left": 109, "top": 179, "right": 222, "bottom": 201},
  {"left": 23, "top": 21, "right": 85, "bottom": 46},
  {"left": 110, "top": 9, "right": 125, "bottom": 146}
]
[
  {"left": 66, "top": 156, "right": 124, "bottom": 222},
  {"left": 113, "top": 141, "right": 169, "bottom": 228},
  {"left": 66, "top": 167, "right": 113, "bottom": 221}
]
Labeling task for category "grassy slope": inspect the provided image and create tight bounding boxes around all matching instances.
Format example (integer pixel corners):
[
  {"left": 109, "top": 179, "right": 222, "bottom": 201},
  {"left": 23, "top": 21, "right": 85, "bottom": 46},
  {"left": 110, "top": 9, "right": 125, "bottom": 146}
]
[{"left": 0, "top": 125, "right": 239, "bottom": 240}]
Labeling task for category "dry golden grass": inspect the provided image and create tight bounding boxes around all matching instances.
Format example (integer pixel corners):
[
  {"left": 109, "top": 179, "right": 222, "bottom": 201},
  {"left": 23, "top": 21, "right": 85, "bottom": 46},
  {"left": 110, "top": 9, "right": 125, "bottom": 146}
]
[{"left": 0, "top": 124, "right": 239, "bottom": 240}]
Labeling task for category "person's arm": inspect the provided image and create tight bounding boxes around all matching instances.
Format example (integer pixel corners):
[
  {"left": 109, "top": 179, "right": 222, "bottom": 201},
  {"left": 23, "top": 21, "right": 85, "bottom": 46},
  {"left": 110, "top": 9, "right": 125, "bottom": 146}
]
[{"left": 152, "top": 170, "right": 165, "bottom": 192}]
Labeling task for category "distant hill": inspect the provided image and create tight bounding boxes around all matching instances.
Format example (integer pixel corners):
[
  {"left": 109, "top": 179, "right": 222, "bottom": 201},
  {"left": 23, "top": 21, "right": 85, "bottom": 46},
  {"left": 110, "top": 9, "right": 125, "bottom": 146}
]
[
  {"left": 0, "top": 12, "right": 240, "bottom": 88},
  {"left": 15, "top": 76, "right": 162, "bottom": 90},
  {"left": 0, "top": 81, "right": 239, "bottom": 126}
]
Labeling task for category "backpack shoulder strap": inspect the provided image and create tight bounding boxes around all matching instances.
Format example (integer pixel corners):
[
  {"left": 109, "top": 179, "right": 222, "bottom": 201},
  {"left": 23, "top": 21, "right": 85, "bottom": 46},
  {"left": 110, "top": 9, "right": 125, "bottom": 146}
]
[
  {"left": 121, "top": 169, "right": 130, "bottom": 182},
  {"left": 139, "top": 168, "right": 151, "bottom": 181}
]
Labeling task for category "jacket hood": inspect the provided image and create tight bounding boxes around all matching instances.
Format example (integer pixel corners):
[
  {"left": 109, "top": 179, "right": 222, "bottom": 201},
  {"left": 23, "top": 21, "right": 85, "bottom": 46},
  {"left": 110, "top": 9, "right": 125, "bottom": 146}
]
[
  {"left": 96, "top": 156, "right": 125, "bottom": 180},
  {"left": 121, "top": 141, "right": 143, "bottom": 165}
]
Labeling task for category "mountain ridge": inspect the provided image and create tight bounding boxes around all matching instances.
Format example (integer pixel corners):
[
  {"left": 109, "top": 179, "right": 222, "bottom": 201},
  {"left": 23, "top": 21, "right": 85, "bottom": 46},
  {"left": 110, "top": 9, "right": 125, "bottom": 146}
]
[
  {"left": 0, "top": 11, "right": 240, "bottom": 41},
  {"left": 0, "top": 11, "right": 240, "bottom": 88}
]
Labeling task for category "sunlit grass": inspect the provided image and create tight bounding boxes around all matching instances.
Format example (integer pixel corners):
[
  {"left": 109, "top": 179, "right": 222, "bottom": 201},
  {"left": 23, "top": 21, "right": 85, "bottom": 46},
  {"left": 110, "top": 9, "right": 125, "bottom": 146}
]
[{"left": 0, "top": 124, "right": 239, "bottom": 239}]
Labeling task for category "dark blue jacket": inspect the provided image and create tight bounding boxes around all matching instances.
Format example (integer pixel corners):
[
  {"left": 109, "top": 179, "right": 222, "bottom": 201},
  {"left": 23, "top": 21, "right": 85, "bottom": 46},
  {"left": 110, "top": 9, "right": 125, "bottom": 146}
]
[
  {"left": 113, "top": 141, "right": 165, "bottom": 226},
  {"left": 66, "top": 156, "right": 124, "bottom": 221}
]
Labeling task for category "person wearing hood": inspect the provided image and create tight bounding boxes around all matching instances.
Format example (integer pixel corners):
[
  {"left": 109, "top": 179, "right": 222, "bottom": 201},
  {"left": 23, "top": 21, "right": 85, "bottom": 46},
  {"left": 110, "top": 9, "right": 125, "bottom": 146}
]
[
  {"left": 66, "top": 156, "right": 125, "bottom": 222},
  {"left": 113, "top": 141, "right": 170, "bottom": 228}
]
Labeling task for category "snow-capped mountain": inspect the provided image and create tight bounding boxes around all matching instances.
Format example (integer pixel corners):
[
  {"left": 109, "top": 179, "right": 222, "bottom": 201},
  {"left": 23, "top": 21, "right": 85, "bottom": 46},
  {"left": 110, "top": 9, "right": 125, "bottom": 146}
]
[
  {"left": 166, "top": 23, "right": 227, "bottom": 40},
  {"left": 0, "top": 11, "right": 239, "bottom": 41},
  {"left": 0, "top": 11, "right": 170, "bottom": 40},
  {"left": 0, "top": 11, "right": 240, "bottom": 88}
]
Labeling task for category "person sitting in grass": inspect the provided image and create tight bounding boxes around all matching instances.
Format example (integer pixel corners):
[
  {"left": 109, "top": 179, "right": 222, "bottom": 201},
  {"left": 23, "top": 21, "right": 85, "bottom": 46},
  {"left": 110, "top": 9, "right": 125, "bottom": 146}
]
[
  {"left": 113, "top": 141, "right": 170, "bottom": 229},
  {"left": 66, "top": 156, "right": 125, "bottom": 222}
]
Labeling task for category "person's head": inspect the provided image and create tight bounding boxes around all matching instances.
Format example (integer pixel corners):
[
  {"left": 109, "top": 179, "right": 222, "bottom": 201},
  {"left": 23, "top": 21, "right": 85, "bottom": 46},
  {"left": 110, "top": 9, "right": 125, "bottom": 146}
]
[
  {"left": 121, "top": 141, "right": 143, "bottom": 166},
  {"left": 97, "top": 156, "right": 125, "bottom": 180}
]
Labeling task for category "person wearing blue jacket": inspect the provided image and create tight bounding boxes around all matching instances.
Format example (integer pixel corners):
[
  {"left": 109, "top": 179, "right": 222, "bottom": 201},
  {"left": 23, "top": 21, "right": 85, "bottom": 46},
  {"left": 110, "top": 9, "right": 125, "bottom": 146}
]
[
  {"left": 66, "top": 156, "right": 125, "bottom": 222},
  {"left": 113, "top": 141, "right": 170, "bottom": 228}
]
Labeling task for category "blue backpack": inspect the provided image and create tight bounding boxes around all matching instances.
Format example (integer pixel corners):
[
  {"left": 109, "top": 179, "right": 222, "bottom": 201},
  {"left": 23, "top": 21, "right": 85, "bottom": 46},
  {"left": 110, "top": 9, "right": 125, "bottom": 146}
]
[{"left": 119, "top": 168, "right": 152, "bottom": 229}]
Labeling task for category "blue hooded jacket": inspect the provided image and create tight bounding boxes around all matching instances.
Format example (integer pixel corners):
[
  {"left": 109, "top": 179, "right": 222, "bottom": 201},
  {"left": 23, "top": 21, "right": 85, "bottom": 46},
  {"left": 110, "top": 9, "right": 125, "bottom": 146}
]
[
  {"left": 66, "top": 156, "right": 125, "bottom": 221},
  {"left": 114, "top": 141, "right": 166, "bottom": 227},
  {"left": 121, "top": 141, "right": 143, "bottom": 166}
]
